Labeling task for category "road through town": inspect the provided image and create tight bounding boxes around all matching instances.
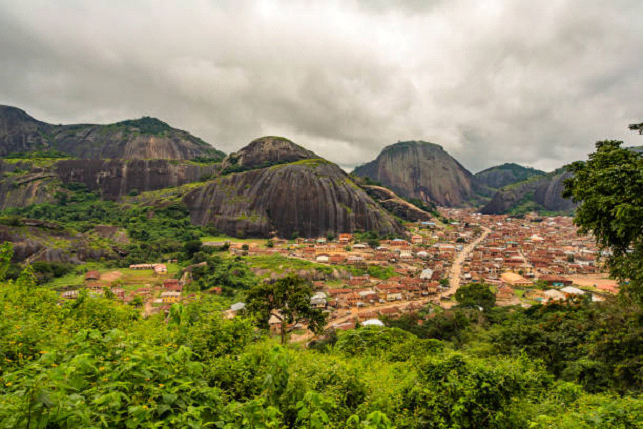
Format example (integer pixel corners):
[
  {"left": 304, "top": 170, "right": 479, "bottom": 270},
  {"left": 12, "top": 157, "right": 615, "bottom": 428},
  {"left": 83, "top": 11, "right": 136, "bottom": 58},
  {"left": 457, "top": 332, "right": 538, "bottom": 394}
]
[{"left": 444, "top": 226, "right": 491, "bottom": 298}]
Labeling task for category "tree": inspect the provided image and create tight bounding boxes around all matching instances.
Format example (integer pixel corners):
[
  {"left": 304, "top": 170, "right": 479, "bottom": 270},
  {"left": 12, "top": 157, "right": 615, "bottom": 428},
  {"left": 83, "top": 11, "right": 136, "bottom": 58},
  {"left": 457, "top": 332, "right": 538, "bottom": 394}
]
[
  {"left": 563, "top": 140, "right": 643, "bottom": 301},
  {"left": 628, "top": 121, "right": 643, "bottom": 135},
  {"left": 0, "top": 242, "right": 13, "bottom": 281},
  {"left": 246, "top": 274, "right": 327, "bottom": 344},
  {"left": 455, "top": 283, "right": 496, "bottom": 310},
  {"left": 183, "top": 240, "right": 203, "bottom": 258},
  {"left": 16, "top": 265, "right": 38, "bottom": 288}
]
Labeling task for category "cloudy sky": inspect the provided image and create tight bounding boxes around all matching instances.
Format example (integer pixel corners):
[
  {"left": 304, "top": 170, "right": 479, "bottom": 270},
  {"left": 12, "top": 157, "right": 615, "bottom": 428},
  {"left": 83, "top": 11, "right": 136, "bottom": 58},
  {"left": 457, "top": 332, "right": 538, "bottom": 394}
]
[{"left": 1, "top": 0, "right": 642, "bottom": 172}]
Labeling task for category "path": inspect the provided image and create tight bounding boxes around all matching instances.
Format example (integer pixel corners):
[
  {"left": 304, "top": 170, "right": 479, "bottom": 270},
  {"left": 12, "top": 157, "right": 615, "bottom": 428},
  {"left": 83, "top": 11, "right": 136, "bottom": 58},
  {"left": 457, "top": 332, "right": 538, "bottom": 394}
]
[{"left": 443, "top": 226, "right": 491, "bottom": 297}]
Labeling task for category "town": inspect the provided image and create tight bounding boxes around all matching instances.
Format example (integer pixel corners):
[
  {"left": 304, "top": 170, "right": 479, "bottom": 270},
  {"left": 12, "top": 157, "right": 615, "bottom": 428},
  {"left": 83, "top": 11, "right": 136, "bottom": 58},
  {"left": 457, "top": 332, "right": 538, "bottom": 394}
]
[{"left": 57, "top": 210, "right": 618, "bottom": 339}]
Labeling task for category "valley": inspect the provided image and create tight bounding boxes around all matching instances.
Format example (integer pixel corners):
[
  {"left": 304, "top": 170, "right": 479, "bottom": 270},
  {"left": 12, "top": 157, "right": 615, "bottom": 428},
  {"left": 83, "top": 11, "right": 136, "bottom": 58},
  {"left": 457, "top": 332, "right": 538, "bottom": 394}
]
[{"left": 0, "top": 104, "right": 640, "bottom": 428}]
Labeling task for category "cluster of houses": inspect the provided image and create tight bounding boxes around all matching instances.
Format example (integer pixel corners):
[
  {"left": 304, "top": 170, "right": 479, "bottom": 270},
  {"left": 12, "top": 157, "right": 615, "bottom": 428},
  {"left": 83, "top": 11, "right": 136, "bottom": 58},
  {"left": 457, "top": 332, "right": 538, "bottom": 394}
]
[
  {"left": 441, "top": 209, "right": 617, "bottom": 304},
  {"left": 59, "top": 264, "right": 200, "bottom": 314}
]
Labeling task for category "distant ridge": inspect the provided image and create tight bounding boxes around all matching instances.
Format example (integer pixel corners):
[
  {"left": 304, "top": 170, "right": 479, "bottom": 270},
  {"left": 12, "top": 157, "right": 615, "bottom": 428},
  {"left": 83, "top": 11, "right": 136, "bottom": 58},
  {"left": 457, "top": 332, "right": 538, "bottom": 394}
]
[{"left": 0, "top": 105, "right": 225, "bottom": 160}]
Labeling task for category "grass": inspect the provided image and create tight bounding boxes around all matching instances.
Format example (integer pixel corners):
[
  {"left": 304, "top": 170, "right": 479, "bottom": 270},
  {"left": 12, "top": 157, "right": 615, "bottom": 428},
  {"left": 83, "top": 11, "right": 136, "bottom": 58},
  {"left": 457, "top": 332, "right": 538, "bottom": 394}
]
[{"left": 46, "top": 263, "right": 183, "bottom": 293}]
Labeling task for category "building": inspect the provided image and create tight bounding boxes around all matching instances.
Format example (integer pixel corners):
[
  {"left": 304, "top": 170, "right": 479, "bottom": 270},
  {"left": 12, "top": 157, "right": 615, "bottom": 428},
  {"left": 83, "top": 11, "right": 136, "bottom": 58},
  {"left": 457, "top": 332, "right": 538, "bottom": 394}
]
[
  {"left": 161, "top": 291, "right": 181, "bottom": 304},
  {"left": 85, "top": 270, "right": 100, "bottom": 281},
  {"left": 500, "top": 272, "right": 533, "bottom": 287}
]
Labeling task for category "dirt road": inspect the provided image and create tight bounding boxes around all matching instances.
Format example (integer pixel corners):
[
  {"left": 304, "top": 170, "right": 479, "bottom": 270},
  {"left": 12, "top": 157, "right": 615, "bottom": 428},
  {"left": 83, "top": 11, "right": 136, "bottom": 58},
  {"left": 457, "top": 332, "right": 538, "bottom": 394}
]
[{"left": 444, "top": 226, "right": 491, "bottom": 297}]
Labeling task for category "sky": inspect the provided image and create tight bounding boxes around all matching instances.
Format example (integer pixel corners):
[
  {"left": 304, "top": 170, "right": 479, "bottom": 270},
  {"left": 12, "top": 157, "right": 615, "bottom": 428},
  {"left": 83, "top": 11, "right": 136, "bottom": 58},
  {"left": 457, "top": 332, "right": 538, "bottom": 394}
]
[{"left": 1, "top": 0, "right": 642, "bottom": 172}]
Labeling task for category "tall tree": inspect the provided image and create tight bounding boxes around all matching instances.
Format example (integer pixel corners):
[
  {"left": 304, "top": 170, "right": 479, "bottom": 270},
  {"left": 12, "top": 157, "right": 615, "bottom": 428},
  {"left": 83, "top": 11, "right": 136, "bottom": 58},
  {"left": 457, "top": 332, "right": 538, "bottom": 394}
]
[
  {"left": 246, "top": 274, "right": 327, "bottom": 344},
  {"left": 564, "top": 139, "right": 643, "bottom": 301}
]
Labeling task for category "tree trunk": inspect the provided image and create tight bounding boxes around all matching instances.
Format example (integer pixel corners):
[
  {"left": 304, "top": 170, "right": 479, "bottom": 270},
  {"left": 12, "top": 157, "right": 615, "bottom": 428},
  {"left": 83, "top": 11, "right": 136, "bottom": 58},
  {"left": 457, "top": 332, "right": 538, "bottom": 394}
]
[{"left": 280, "top": 324, "right": 286, "bottom": 345}]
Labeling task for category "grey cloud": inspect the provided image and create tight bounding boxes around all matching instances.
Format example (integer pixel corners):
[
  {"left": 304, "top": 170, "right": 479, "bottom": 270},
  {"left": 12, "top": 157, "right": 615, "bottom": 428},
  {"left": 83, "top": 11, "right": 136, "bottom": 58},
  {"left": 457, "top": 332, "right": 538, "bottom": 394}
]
[{"left": 0, "top": 0, "right": 642, "bottom": 173}]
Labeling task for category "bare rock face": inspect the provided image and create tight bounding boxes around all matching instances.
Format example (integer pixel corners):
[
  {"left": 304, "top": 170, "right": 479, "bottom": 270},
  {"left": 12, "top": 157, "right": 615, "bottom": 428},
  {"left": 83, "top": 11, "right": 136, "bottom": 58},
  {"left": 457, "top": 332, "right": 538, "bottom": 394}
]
[
  {"left": 480, "top": 170, "right": 576, "bottom": 214},
  {"left": 0, "top": 105, "right": 224, "bottom": 160},
  {"left": 0, "top": 106, "right": 52, "bottom": 155},
  {"left": 220, "top": 136, "right": 317, "bottom": 171},
  {"left": 54, "top": 159, "right": 218, "bottom": 199},
  {"left": 0, "top": 221, "right": 120, "bottom": 263},
  {"left": 183, "top": 157, "right": 404, "bottom": 238},
  {"left": 0, "top": 162, "right": 59, "bottom": 210},
  {"left": 353, "top": 141, "right": 476, "bottom": 207}
]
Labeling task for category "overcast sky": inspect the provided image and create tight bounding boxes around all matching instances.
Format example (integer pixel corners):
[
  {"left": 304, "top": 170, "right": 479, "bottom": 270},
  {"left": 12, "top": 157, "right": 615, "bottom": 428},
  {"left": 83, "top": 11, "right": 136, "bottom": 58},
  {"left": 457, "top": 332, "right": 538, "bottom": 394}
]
[{"left": 1, "top": 0, "right": 642, "bottom": 172}]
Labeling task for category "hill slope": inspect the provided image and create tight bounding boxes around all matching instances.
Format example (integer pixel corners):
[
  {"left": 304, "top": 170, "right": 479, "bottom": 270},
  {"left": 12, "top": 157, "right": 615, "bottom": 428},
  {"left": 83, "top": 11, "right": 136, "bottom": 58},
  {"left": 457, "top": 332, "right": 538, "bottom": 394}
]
[
  {"left": 479, "top": 169, "right": 576, "bottom": 215},
  {"left": 353, "top": 141, "right": 476, "bottom": 207},
  {"left": 0, "top": 105, "right": 224, "bottom": 160},
  {"left": 475, "top": 163, "right": 546, "bottom": 189},
  {"left": 183, "top": 137, "right": 404, "bottom": 238}
]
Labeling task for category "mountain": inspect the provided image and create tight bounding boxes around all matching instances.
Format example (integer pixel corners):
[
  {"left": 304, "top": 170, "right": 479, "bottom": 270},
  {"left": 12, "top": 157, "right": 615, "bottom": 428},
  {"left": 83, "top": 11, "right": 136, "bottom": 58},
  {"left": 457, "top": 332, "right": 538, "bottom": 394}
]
[
  {"left": 479, "top": 169, "right": 576, "bottom": 215},
  {"left": 220, "top": 136, "right": 316, "bottom": 172},
  {"left": 182, "top": 137, "right": 404, "bottom": 238},
  {"left": 0, "top": 105, "right": 224, "bottom": 160},
  {"left": 0, "top": 158, "right": 218, "bottom": 210},
  {"left": 474, "top": 163, "right": 546, "bottom": 189},
  {"left": 353, "top": 141, "right": 476, "bottom": 207}
]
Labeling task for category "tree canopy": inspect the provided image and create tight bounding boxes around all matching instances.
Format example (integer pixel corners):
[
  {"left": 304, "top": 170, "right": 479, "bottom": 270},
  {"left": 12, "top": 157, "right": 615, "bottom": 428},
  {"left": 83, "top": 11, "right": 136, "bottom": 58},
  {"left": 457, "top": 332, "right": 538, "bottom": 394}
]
[
  {"left": 564, "top": 140, "right": 643, "bottom": 301},
  {"left": 455, "top": 282, "right": 496, "bottom": 310},
  {"left": 246, "top": 274, "right": 327, "bottom": 344}
]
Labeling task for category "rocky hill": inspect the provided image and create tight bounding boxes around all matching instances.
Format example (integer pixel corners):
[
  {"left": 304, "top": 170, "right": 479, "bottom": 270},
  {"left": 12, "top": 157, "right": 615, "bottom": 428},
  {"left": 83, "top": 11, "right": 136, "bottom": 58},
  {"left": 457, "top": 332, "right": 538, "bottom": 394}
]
[
  {"left": 220, "top": 136, "right": 316, "bottom": 173},
  {"left": 479, "top": 169, "right": 576, "bottom": 215},
  {"left": 474, "top": 163, "right": 545, "bottom": 189},
  {"left": 361, "top": 185, "right": 434, "bottom": 222},
  {"left": 182, "top": 137, "right": 404, "bottom": 238},
  {"left": 0, "top": 105, "right": 224, "bottom": 160},
  {"left": 0, "top": 159, "right": 218, "bottom": 209},
  {"left": 353, "top": 141, "right": 476, "bottom": 207}
]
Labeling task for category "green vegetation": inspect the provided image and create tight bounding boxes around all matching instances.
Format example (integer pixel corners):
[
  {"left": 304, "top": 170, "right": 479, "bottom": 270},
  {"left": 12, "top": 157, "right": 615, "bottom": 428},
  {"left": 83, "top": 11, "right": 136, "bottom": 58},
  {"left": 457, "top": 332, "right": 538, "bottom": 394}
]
[
  {"left": 1, "top": 186, "right": 208, "bottom": 264},
  {"left": 1, "top": 274, "right": 641, "bottom": 427},
  {"left": 115, "top": 117, "right": 174, "bottom": 136},
  {"left": 0, "top": 149, "right": 70, "bottom": 159},
  {"left": 454, "top": 282, "right": 496, "bottom": 310},
  {"left": 246, "top": 274, "right": 327, "bottom": 344},
  {"left": 564, "top": 139, "right": 643, "bottom": 302}
]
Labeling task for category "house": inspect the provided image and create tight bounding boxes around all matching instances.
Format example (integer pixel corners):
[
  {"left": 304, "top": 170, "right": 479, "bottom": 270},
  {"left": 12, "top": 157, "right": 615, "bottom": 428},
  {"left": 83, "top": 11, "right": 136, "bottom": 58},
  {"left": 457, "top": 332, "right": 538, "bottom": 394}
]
[
  {"left": 153, "top": 264, "right": 168, "bottom": 275},
  {"left": 501, "top": 272, "right": 533, "bottom": 287},
  {"left": 539, "top": 275, "right": 572, "bottom": 287},
  {"left": 85, "top": 270, "right": 100, "bottom": 281},
  {"left": 560, "top": 286, "right": 586, "bottom": 296},
  {"left": 129, "top": 264, "right": 155, "bottom": 270},
  {"left": 111, "top": 288, "right": 125, "bottom": 300},
  {"left": 338, "top": 233, "right": 353, "bottom": 244},
  {"left": 361, "top": 319, "right": 385, "bottom": 327},
  {"left": 310, "top": 292, "right": 327, "bottom": 308},
  {"left": 61, "top": 290, "right": 79, "bottom": 300},
  {"left": 161, "top": 291, "right": 181, "bottom": 304},
  {"left": 316, "top": 255, "right": 330, "bottom": 263},
  {"left": 163, "top": 279, "right": 180, "bottom": 289},
  {"left": 419, "top": 268, "right": 434, "bottom": 280},
  {"left": 543, "top": 289, "right": 566, "bottom": 302},
  {"left": 496, "top": 285, "right": 514, "bottom": 301}
]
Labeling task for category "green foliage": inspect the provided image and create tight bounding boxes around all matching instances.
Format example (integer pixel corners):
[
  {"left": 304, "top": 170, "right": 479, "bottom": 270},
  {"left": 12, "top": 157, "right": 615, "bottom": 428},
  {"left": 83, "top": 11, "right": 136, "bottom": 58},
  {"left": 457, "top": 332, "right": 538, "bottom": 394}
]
[
  {"left": 1, "top": 149, "right": 70, "bottom": 159},
  {"left": 30, "top": 261, "right": 74, "bottom": 284},
  {"left": 191, "top": 255, "right": 257, "bottom": 295},
  {"left": 246, "top": 275, "right": 327, "bottom": 344},
  {"left": 2, "top": 190, "right": 207, "bottom": 264},
  {"left": 0, "top": 242, "right": 13, "bottom": 281},
  {"left": 564, "top": 140, "right": 643, "bottom": 301},
  {"left": 0, "top": 276, "right": 642, "bottom": 427},
  {"left": 455, "top": 282, "right": 496, "bottom": 310}
]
